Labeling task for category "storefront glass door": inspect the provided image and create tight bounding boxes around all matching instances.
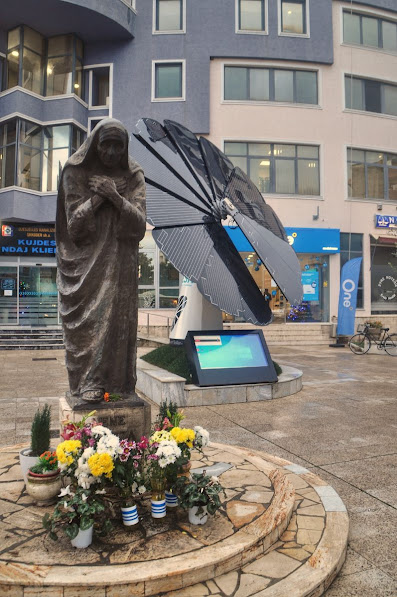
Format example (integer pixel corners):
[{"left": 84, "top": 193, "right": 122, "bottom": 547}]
[
  {"left": 19, "top": 266, "right": 58, "bottom": 325},
  {"left": 0, "top": 266, "right": 18, "bottom": 325}
]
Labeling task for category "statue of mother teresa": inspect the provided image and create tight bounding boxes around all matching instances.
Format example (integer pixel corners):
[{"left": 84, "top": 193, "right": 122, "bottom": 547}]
[{"left": 56, "top": 119, "right": 146, "bottom": 404}]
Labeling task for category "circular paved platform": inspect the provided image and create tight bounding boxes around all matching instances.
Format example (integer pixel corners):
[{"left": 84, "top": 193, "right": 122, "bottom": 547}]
[{"left": 0, "top": 443, "right": 348, "bottom": 597}]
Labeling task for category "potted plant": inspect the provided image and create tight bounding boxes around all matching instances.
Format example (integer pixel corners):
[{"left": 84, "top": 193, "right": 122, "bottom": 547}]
[
  {"left": 25, "top": 450, "right": 61, "bottom": 505},
  {"left": 174, "top": 471, "right": 225, "bottom": 525},
  {"left": 147, "top": 430, "right": 182, "bottom": 518},
  {"left": 19, "top": 403, "right": 51, "bottom": 484},
  {"left": 43, "top": 485, "right": 112, "bottom": 548}
]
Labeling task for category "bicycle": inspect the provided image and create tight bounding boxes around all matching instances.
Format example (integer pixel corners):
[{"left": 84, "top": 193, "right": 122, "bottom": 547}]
[{"left": 349, "top": 323, "right": 397, "bottom": 356}]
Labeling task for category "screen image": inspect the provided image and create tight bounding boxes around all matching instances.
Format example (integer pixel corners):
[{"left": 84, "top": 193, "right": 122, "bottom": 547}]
[{"left": 193, "top": 334, "right": 268, "bottom": 370}]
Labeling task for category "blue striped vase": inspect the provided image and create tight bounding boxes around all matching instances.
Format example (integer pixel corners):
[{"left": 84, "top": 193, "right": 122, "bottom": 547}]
[
  {"left": 121, "top": 504, "right": 139, "bottom": 526},
  {"left": 151, "top": 499, "right": 166, "bottom": 518},
  {"left": 165, "top": 490, "right": 178, "bottom": 508}
]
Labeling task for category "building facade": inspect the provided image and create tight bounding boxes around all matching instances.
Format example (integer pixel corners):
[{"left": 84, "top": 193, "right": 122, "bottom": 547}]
[{"left": 0, "top": 0, "right": 396, "bottom": 326}]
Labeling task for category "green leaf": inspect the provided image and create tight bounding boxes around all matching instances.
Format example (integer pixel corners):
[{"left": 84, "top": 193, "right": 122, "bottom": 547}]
[
  {"left": 49, "top": 531, "right": 58, "bottom": 541},
  {"left": 80, "top": 516, "right": 93, "bottom": 531},
  {"left": 64, "top": 523, "right": 79, "bottom": 540}
]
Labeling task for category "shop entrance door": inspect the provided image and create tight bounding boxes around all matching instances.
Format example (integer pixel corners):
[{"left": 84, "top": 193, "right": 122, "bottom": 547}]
[
  {"left": 18, "top": 266, "right": 58, "bottom": 326},
  {"left": 0, "top": 266, "right": 18, "bottom": 325}
]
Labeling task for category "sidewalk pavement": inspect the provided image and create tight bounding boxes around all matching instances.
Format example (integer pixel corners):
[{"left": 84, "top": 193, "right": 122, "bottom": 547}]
[{"left": 0, "top": 345, "right": 396, "bottom": 596}]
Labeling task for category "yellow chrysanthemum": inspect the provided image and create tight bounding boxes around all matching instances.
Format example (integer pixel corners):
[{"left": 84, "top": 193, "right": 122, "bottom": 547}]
[
  {"left": 88, "top": 452, "right": 114, "bottom": 477},
  {"left": 56, "top": 440, "right": 82, "bottom": 463},
  {"left": 150, "top": 430, "right": 172, "bottom": 444},
  {"left": 170, "top": 427, "right": 195, "bottom": 448}
]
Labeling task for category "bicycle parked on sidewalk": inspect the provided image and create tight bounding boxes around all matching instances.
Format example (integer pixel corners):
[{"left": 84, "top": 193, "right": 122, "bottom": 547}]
[{"left": 349, "top": 323, "right": 397, "bottom": 356}]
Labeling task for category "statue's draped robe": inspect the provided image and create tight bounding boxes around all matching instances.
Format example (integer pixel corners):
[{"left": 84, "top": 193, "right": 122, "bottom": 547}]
[{"left": 56, "top": 141, "right": 146, "bottom": 397}]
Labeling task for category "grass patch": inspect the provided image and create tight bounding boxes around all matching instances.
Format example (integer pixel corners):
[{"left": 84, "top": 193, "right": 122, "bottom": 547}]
[{"left": 140, "top": 344, "right": 282, "bottom": 382}]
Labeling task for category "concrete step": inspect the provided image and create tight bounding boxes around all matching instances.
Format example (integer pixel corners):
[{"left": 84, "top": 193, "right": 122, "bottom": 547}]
[{"left": 0, "top": 344, "right": 65, "bottom": 350}]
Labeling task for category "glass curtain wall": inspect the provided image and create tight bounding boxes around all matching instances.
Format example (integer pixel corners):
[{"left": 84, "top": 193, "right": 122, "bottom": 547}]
[
  {"left": 0, "top": 266, "right": 18, "bottom": 325},
  {"left": 7, "top": 26, "right": 44, "bottom": 94},
  {"left": 340, "top": 233, "right": 364, "bottom": 308},
  {"left": 1, "top": 118, "right": 83, "bottom": 192},
  {"left": 6, "top": 27, "right": 83, "bottom": 99}
]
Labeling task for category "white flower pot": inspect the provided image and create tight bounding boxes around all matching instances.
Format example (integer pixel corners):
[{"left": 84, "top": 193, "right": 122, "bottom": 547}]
[
  {"left": 121, "top": 504, "right": 139, "bottom": 526},
  {"left": 19, "top": 448, "right": 39, "bottom": 485},
  {"left": 71, "top": 526, "right": 93, "bottom": 549},
  {"left": 188, "top": 505, "right": 208, "bottom": 525}
]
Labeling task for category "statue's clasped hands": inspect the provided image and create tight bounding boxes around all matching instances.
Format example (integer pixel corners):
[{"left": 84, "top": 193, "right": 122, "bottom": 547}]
[{"left": 89, "top": 175, "right": 117, "bottom": 198}]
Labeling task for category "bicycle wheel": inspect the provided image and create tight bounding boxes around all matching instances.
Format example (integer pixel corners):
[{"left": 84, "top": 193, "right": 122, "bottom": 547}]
[
  {"left": 384, "top": 334, "right": 397, "bottom": 356},
  {"left": 349, "top": 333, "right": 371, "bottom": 355}
]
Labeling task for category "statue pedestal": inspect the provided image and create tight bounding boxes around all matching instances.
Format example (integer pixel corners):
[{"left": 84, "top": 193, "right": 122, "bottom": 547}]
[{"left": 59, "top": 395, "right": 151, "bottom": 440}]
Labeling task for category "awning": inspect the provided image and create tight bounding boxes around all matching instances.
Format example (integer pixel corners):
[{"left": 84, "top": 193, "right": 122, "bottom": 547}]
[{"left": 370, "top": 234, "right": 397, "bottom": 245}]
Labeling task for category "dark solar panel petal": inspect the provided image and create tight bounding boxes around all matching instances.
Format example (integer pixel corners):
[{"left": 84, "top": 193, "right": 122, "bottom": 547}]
[
  {"left": 135, "top": 119, "right": 212, "bottom": 209},
  {"left": 199, "top": 137, "right": 234, "bottom": 200},
  {"left": 130, "top": 133, "right": 212, "bottom": 216},
  {"left": 225, "top": 168, "right": 286, "bottom": 240},
  {"left": 233, "top": 212, "right": 303, "bottom": 305},
  {"left": 164, "top": 120, "right": 214, "bottom": 203},
  {"left": 146, "top": 184, "right": 212, "bottom": 227},
  {"left": 153, "top": 224, "right": 271, "bottom": 325}
]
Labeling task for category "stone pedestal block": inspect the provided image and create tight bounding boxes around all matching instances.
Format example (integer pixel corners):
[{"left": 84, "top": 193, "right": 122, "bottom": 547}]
[{"left": 59, "top": 395, "right": 151, "bottom": 440}]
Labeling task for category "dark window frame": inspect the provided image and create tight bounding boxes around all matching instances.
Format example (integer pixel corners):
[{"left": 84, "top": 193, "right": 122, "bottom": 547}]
[
  {"left": 154, "top": 61, "right": 183, "bottom": 99},
  {"left": 347, "top": 147, "right": 397, "bottom": 202},
  {"left": 224, "top": 141, "right": 320, "bottom": 196},
  {"left": 281, "top": 0, "right": 307, "bottom": 35},
  {"left": 238, "top": 0, "right": 266, "bottom": 32},
  {"left": 224, "top": 65, "right": 318, "bottom": 104},
  {"left": 5, "top": 27, "right": 84, "bottom": 100},
  {"left": 343, "top": 9, "right": 397, "bottom": 52},
  {"left": 155, "top": 0, "right": 183, "bottom": 32},
  {"left": 0, "top": 117, "right": 85, "bottom": 191},
  {"left": 345, "top": 75, "right": 397, "bottom": 117}
]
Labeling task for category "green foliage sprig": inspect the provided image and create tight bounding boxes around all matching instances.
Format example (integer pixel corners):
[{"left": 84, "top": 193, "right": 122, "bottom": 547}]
[{"left": 30, "top": 404, "right": 51, "bottom": 457}]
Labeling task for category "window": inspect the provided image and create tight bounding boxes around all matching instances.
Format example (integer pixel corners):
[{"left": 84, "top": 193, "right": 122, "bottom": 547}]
[
  {"left": 89, "top": 66, "right": 110, "bottom": 107},
  {"left": 0, "top": 120, "right": 17, "bottom": 189},
  {"left": 224, "top": 142, "right": 320, "bottom": 195},
  {"left": 0, "top": 117, "right": 84, "bottom": 192},
  {"left": 340, "top": 233, "right": 364, "bottom": 308},
  {"left": 238, "top": 0, "right": 266, "bottom": 33},
  {"left": 153, "top": 61, "right": 184, "bottom": 100},
  {"left": 348, "top": 148, "right": 397, "bottom": 201},
  {"left": 5, "top": 27, "right": 84, "bottom": 99},
  {"left": 7, "top": 26, "right": 44, "bottom": 95},
  {"left": 224, "top": 66, "right": 317, "bottom": 104},
  {"left": 280, "top": 0, "right": 307, "bottom": 35},
  {"left": 343, "top": 10, "right": 397, "bottom": 53},
  {"left": 154, "top": 0, "right": 184, "bottom": 32},
  {"left": 345, "top": 76, "right": 397, "bottom": 117}
]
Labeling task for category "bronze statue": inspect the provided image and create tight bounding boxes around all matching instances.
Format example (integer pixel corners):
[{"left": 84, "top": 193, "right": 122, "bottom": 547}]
[{"left": 56, "top": 119, "right": 146, "bottom": 404}]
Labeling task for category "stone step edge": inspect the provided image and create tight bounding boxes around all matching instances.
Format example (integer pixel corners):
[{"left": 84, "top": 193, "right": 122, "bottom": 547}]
[
  {"left": 0, "top": 442, "right": 295, "bottom": 596},
  {"left": 166, "top": 449, "right": 349, "bottom": 597}
]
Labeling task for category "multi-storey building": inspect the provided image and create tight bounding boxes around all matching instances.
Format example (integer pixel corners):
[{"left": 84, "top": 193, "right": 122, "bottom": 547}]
[{"left": 0, "top": 0, "right": 396, "bottom": 327}]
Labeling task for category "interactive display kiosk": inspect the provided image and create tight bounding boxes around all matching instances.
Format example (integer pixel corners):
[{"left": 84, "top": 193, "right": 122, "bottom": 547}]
[{"left": 185, "top": 329, "right": 277, "bottom": 387}]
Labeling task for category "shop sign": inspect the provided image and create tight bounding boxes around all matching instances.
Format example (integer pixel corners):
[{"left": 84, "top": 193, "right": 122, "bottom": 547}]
[
  {"left": 0, "top": 223, "right": 56, "bottom": 256},
  {"left": 378, "top": 276, "right": 397, "bottom": 301},
  {"left": 375, "top": 215, "right": 397, "bottom": 228}
]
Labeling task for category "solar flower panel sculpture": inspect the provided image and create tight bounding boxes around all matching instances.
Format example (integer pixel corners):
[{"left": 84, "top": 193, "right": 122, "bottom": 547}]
[{"left": 131, "top": 119, "right": 302, "bottom": 342}]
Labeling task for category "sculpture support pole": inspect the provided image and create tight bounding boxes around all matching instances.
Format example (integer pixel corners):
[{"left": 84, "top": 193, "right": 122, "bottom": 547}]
[{"left": 170, "top": 278, "right": 223, "bottom": 345}]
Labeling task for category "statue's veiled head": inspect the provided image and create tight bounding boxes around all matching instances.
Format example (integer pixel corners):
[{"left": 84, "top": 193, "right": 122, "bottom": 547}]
[{"left": 66, "top": 118, "right": 130, "bottom": 171}]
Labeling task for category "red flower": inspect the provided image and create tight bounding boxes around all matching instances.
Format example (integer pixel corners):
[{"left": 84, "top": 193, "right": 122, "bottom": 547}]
[{"left": 104, "top": 392, "right": 110, "bottom": 402}]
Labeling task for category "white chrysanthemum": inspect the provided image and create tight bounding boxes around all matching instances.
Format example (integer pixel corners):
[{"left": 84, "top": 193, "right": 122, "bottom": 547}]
[
  {"left": 96, "top": 433, "right": 121, "bottom": 457},
  {"left": 156, "top": 440, "right": 181, "bottom": 468},
  {"left": 194, "top": 426, "right": 210, "bottom": 447},
  {"left": 138, "top": 485, "right": 146, "bottom": 494}
]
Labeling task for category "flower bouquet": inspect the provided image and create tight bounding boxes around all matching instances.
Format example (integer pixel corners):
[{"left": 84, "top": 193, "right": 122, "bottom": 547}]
[{"left": 147, "top": 430, "right": 182, "bottom": 517}]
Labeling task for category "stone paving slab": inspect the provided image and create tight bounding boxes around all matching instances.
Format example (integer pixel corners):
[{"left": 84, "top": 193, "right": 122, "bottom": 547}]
[{"left": 0, "top": 443, "right": 348, "bottom": 597}]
